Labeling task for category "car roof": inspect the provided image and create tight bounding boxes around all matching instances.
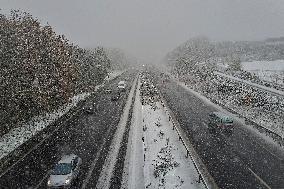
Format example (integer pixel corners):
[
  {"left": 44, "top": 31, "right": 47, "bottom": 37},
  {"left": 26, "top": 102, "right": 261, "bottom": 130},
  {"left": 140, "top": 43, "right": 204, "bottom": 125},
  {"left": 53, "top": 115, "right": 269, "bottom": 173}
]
[
  {"left": 118, "top": 81, "right": 125, "bottom": 84},
  {"left": 212, "top": 112, "right": 233, "bottom": 121},
  {"left": 58, "top": 154, "right": 77, "bottom": 163},
  {"left": 211, "top": 112, "right": 233, "bottom": 121}
]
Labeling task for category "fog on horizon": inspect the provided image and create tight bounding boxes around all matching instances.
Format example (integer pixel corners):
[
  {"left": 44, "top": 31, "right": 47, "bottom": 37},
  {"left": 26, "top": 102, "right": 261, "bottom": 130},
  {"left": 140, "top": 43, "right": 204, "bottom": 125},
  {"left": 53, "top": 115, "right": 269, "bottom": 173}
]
[{"left": 1, "top": 0, "right": 284, "bottom": 62}]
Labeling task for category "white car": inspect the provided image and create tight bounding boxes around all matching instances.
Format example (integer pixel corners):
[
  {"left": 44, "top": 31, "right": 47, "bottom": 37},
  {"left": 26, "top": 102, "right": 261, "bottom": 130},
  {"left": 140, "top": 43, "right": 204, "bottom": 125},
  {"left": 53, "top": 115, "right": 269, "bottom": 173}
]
[
  {"left": 118, "top": 81, "right": 126, "bottom": 91},
  {"left": 47, "top": 154, "right": 82, "bottom": 188}
]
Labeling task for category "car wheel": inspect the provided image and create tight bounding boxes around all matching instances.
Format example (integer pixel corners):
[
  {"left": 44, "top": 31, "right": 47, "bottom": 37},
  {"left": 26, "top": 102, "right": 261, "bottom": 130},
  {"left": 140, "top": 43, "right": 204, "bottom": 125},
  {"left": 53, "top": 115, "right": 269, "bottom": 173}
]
[{"left": 208, "top": 126, "right": 215, "bottom": 134}]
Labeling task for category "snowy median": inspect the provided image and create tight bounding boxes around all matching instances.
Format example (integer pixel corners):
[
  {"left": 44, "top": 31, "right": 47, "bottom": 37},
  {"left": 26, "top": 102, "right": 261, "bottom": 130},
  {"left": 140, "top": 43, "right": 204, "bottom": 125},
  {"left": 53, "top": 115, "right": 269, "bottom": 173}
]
[
  {"left": 122, "top": 74, "right": 206, "bottom": 189},
  {"left": 142, "top": 103, "right": 205, "bottom": 189}
]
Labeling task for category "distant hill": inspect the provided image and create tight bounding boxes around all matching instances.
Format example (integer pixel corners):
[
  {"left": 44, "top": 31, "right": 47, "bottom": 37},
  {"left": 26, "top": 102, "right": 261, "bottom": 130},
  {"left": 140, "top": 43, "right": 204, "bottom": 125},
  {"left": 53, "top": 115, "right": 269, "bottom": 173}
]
[
  {"left": 164, "top": 37, "right": 284, "bottom": 69},
  {"left": 265, "top": 37, "right": 284, "bottom": 43}
]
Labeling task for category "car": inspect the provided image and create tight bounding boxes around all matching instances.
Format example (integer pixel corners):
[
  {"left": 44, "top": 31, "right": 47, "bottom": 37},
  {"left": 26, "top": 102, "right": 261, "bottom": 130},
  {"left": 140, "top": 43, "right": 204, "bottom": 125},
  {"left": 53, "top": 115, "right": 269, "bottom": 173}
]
[
  {"left": 208, "top": 112, "right": 234, "bottom": 134},
  {"left": 117, "top": 81, "right": 126, "bottom": 91},
  {"left": 47, "top": 154, "right": 82, "bottom": 188},
  {"left": 105, "top": 88, "right": 112, "bottom": 94},
  {"left": 111, "top": 91, "right": 121, "bottom": 101},
  {"left": 83, "top": 102, "right": 98, "bottom": 114}
]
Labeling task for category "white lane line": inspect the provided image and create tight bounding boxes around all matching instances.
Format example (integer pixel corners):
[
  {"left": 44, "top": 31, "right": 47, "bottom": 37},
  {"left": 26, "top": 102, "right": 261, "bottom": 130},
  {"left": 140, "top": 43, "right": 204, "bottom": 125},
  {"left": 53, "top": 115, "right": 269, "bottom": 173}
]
[
  {"left": 95, "top": 75, "right": 138, "bottom": 189},
  {"left": 248, "top": 167, "right": 271, "bottom": 189},
  {"left": 121, "top": 77, "right": 144, "bottom": 189},
  {"left": 254, "top": 141, "right": 282, "bottom": 161},
  {"left": 81, "top": 141, "right": 104, "bottom": 189},
  {"left": 202, "top": 122, "right": 208, "bottom": 128},
  {"left": 82, "top": 75, "right": 138, "bottom": 189},
  {"left": 172, "top": 75, "right": 283, "bottom": 161},
  {"left": 0, "top": 109, "right": 81, "bottom": 178},
  {"left": 34, "top": 170, "right": 51, "bottom": 189}
]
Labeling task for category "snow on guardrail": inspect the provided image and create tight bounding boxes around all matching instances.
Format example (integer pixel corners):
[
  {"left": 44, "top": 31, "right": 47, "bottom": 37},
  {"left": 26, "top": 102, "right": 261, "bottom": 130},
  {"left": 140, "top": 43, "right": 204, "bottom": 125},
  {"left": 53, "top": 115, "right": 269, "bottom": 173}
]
[{"left": 214, "top": 71, "right": 284, "bottom": 97}]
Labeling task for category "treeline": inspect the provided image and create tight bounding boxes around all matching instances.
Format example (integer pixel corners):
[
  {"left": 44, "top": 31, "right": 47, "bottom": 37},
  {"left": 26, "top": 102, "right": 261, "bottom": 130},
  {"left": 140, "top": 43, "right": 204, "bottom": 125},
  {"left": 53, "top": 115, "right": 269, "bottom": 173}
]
[
  {"left": 0, "top": 10, "right": 110, "bottom": 134},
  {"left": 164, "top": 37, "right": 284, "bottom": 75}
]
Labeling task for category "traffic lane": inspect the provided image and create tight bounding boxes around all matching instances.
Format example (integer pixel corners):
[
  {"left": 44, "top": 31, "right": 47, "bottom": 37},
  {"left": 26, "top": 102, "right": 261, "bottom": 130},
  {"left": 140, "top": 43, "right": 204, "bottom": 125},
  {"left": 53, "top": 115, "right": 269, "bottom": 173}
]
[
  {"left": 0, "top": 71, "right": 136, "bottom": 188},
  {"left": 158, "top": 76, "right": 284, "bottom": 188},
  {"left": 154, "top": 77, "right": 270, "bottom": 189},
  {"left": 36, "top": 71, "right": 137, "bottom": 189},
  {"left": 73, "top": 77, "right": 135, "bottom": 188},
  {"left": 227, "top": 124, "right": 283, "bottom": 188}
]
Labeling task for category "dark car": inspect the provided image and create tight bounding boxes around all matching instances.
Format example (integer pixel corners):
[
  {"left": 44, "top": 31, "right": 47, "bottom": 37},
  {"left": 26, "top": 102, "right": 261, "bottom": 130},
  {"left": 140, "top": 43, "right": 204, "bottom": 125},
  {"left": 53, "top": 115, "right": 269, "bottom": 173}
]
[
  {"left": 83, "top": 103, "right": 98, "bottom": 114},
  {"left": 104, "top": 88, "right": 112, "bottom": 94},
  {"left": 111, "top": 91, "right": 121, "bottom": 101}
]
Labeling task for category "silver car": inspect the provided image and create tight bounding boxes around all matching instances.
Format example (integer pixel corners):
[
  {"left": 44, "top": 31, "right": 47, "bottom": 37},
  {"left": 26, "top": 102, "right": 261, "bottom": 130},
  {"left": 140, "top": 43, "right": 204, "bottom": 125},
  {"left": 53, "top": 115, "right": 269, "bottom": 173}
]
[
  {"left": 47, "top": 154, "right": 82, "bottom": 188},
  {"left": 118, "top": 80, "right": 126, "bottom": 91}
]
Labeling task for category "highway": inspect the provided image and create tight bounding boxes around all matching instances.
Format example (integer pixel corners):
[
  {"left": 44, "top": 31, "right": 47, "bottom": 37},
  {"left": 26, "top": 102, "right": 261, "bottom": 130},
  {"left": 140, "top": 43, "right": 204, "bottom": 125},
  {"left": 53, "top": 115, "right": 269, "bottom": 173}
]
[
  {"left": 0, "top": 69, "right": 283, "bottom": 189},
  {"left": 151, "top": 70, "right": 284, "bottom": 189},
  {"left": 0, "top": 70, "right": 137, "bottom": 189}
]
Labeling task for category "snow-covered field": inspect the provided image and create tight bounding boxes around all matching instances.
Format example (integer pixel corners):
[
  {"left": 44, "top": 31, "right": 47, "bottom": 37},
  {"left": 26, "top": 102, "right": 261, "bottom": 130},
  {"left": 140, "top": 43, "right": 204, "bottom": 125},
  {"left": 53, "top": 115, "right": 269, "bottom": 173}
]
[
  {"left": 122, "top": 76, "right": 205, "bottom": 189},
  {"left": 241, "top": 60, "right": 284, "bottom": 85},
  {"left": 0, "top": 70, "right": 124, "bottom": 161},
  {"left": 242, "top": 60, "right": 284, "bottom": 71}
]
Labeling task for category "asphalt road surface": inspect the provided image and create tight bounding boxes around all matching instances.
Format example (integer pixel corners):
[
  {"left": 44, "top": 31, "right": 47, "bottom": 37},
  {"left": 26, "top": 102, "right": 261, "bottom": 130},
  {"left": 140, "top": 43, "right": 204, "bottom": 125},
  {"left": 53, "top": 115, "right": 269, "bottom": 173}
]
[
  {"left": 0, "top": 70, "right": 137, "bottom": 189},
  {"left": 151, "top": 70, "right": 283, "bottom": 189}
]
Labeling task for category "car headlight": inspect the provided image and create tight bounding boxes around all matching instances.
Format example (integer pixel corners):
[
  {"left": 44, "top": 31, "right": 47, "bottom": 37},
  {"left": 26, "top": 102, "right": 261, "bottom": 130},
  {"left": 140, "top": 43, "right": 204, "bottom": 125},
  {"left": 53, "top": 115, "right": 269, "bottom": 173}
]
[
  {"left": 65, "top": 178, "right": 71, "bottom": 185},
  {"left": 47, "top": 179, "right": 52, "bottom": 186}
]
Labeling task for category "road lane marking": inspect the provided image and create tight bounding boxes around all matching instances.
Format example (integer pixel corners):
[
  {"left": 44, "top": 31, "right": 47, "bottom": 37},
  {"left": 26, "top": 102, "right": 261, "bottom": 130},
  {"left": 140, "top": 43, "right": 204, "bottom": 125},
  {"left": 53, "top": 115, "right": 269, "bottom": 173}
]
[
  {"left": 95, "top": 75, "right": 138, "bottom": 189},
  {"left": 81, "top": 141, "right": 104, "bottom": 189},
  {"left": 248, "top": 167, "right": 271, "bottom": 189},
  {"left": 0, "top": 74, "right": 123, "bottom": 178},
  {"left": 82, "top": 75, "right": 138, "bottom": 189},
  {"left": 0, "top": 109, "right": 81, "bottom": 178},
  {"left": 254, "top": 141, "right": 282, "bottom": 161},
  {"left": 202, "top": 122, "right": 208, "bottom": 128},
  {"left": 34, "top": 170, "right": 51, "bottom": 189}
]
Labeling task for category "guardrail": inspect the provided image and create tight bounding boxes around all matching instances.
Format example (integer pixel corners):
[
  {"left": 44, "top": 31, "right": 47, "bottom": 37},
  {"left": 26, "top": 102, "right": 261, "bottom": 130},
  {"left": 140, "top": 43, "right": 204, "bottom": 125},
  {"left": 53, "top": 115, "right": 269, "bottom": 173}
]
[
  {"left": 214, "top": 71, "right": 284, "bottom": 97},
  {"left": 168, "top": 72, "right": 284, "bottom": 147},
  {"left": 158, "top": 91, "right": 218, "bottom": 189},
  {"left": 210, "top": 98, "right": 284, "bottom": 147}
]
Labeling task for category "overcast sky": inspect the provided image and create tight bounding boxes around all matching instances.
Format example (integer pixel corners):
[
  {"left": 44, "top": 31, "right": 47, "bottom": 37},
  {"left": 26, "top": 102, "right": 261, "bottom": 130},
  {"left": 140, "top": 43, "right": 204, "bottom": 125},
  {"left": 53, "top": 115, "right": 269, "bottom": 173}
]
[{"left": 1, "top": 0, "right": 284, "bottom": 62}]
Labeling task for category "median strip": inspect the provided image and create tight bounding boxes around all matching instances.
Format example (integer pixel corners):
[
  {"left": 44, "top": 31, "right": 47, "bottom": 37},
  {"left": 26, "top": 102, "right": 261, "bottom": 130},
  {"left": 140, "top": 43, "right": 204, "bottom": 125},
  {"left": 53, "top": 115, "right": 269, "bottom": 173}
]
[{"left": 85, "top": 74, "right": 138, "bottom": 189}]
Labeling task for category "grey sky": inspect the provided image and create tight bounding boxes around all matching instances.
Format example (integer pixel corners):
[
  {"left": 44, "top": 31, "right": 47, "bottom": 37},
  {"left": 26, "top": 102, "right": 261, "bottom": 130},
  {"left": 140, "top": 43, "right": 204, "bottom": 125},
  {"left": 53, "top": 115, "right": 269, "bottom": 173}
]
[{"left": 1, "top": 0, "right": 284, "bottom": 62}]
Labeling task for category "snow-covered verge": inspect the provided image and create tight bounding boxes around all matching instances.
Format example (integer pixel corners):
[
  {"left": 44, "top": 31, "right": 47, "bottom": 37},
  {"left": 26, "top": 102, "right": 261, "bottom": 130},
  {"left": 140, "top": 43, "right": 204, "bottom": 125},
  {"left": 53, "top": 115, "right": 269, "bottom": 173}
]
[
  {"left": 214, "top": 71, "right": 284, "bottom": 97},
  {"left": 172, "top": 71, "right": 284, "bottom": 140},
  {"left": 122, "top": 73, "right": 206, "bottom": 189},
  {"left": 0, "top": 70, "right": 124, "bottom": 161},
  {"left": 0, "top": 93, "right": 90, "bottom": 160}
]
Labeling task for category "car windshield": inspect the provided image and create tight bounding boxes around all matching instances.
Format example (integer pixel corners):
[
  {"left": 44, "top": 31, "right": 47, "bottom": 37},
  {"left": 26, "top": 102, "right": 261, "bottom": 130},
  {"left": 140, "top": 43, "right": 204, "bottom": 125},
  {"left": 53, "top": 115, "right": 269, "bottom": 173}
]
[
  {"left": 51, "top": 163, "right": 72, "bottom": 175},
  {"left": 224, "top": 118, "right": 233, "bottom": 124}
]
